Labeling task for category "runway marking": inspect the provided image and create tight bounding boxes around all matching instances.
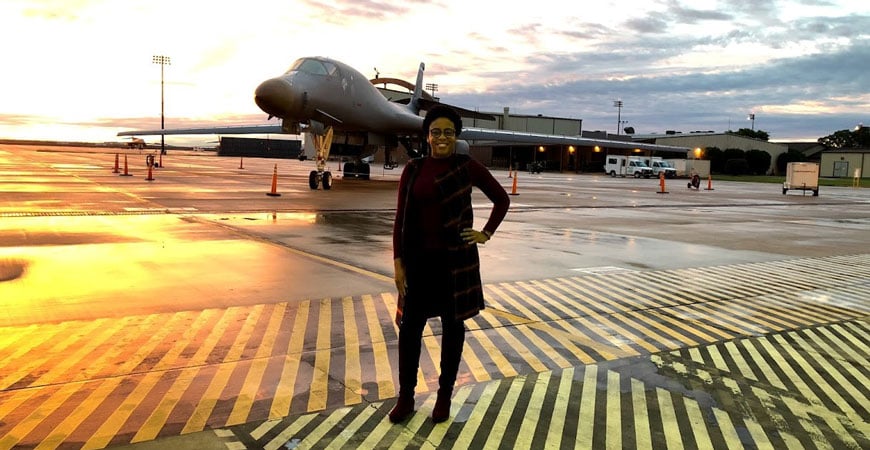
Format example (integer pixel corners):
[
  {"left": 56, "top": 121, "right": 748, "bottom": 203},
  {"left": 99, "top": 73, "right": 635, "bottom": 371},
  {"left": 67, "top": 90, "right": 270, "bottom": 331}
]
[{"left": 0, "top": 254, "right": 867, "bottom": 448}]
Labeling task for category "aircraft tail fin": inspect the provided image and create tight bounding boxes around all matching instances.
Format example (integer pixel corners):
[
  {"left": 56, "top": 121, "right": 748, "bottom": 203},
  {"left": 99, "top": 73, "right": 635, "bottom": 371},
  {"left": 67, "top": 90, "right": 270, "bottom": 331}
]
[{"left": 409, "top": 62, "right": 425, "bottom": 113}]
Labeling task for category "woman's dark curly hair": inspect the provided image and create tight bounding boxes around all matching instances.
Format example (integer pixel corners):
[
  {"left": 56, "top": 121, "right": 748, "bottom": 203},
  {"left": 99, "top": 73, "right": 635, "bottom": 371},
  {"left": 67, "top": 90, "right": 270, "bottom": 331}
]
[{"left": 422, "top": 105, "right": 462, "bottom": 137}]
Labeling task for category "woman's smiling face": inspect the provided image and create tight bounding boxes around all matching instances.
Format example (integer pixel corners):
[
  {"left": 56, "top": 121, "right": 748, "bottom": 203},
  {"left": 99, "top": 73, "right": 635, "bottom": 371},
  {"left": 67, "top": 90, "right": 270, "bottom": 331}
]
[{"left": 427, "top": 117, "right": 456, "bottom": 159}]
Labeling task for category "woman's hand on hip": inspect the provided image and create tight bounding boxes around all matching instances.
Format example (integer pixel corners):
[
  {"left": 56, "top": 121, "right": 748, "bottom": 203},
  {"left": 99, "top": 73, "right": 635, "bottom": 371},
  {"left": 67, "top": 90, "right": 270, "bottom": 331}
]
[
  {"left": 461, "top": 228, "right": 491, "bottom": 245},
  {"left": 394, "top": 258, "right": 407, "bottom": 296}
]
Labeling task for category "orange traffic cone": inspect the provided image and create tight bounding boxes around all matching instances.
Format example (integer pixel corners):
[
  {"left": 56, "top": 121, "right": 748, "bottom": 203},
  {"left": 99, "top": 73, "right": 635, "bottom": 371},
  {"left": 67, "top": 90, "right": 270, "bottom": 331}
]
[
  {"left": 509, "top": 170, "right": 519, "bottom": 195},
  {"left": 657, "top": 172, "right": 669, "bottom": 194},
  {"left": 112, "top": 153, "right": 120, "bottom": 173},
  {"left": 266, "top": 164, "right": 281, "bottom": 197},
  {"left": 704, "top": 174, "right": 714, "bottom": 190},
  {"left": 145, "top": 162, "right": 154, "bottom": 181},
  {"left": 119, "top": 154, "right": 132, "bottom": 176}
]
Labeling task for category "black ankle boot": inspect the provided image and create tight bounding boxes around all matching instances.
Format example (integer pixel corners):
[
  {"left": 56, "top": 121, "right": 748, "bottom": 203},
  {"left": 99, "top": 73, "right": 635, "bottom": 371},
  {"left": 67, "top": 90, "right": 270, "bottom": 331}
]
[
  {"left": 432, "top": 389, "right": 452, "bottom": 423},
  {"left": 389, "top": 395, "right": 415, "bottom": 423}
]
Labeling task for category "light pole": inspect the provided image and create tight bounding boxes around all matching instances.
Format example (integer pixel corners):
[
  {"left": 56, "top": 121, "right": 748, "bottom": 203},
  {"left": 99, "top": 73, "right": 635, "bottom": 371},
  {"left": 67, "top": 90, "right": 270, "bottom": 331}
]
[
  {"left": 613, "top": 100, "right": 623, "bottom": 135},
  {"left": 747, "top": 113, "right": 755, "bottom": 131},
  {"left": 425, "top": 82, "right": 439, "bottom": 99},
  {"left": 153, "top": 55, "right": 171, "bottom": 155}
]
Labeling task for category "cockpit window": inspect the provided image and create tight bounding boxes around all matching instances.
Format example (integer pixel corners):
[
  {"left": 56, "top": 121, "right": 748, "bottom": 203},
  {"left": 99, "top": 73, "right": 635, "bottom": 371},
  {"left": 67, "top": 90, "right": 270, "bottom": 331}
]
[{"left": 286, "top": 58, "right": 339, "bottom": 76}]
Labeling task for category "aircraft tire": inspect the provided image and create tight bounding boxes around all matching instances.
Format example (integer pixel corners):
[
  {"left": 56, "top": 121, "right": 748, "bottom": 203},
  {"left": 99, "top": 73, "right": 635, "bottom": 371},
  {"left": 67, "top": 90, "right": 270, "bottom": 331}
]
[
  {"left": 309, "top": 171, "right": 319, "bottom": 190},
  {"left": 323, "top": 171, "right": 332, "bottom": 190},
  {"left": 634, "top": 172, "right": 642, "bottom": 178},
  {"left": 610, "top": 171, "right": 616, "bottom": 177},
  {"left": 344, "top": 161, "right": 357, "bottom": 178},
  {"left": 359, "top": 163, "right": 370, "bottom": 180}
]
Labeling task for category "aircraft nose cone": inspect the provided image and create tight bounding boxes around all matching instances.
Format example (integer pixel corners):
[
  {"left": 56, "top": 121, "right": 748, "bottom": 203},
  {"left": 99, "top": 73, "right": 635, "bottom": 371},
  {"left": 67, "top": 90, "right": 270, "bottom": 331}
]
[{"left": 254, "top": 78, "right": 294, "bottom": 118}]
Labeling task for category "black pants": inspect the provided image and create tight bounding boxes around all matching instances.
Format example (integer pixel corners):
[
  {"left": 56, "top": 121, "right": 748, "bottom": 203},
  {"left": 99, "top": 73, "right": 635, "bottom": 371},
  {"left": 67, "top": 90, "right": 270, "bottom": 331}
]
[{"left": 398, "top": 250, "right": 466, "bottom": 397}]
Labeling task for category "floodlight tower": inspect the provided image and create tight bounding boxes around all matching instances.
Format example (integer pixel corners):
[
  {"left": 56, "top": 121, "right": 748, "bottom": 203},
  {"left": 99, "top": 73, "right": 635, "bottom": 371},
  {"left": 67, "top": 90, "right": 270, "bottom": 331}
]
[
  {"left": 613, "top": 100, "right": 623, "bottom": 135},
  {"left": 748, "top": 113, "right": 755, "bottom": 131},
  {"left": 153, "top": 55, "right": 171, "bottom": 155}
]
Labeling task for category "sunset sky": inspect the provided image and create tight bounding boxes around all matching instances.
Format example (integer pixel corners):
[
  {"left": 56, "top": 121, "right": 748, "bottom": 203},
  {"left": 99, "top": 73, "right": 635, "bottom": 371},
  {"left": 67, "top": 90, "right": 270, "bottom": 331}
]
[{"left": 0, "top": 0, "right": 867, "bottom": 145}]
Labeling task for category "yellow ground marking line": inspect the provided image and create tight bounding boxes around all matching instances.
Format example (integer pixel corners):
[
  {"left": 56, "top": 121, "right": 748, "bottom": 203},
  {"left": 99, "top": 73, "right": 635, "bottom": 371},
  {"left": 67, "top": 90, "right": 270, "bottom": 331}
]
[
  {"left": 87, "top": 314, "right": 162, "bottom": 379},
  {"left": 268, "top": 300, "right": 309, "bottom": 420},
  {"left": 132, "top": 367, "right": 201, "bottom": 443},
  {"left": 486, "top": 284, "right": 547, "bottom": 322},
  {"left": 469, "top": 328, "right": 519, "bottom": 378},
  {"left": 0, "top": 383, "right": 80, "bottom": 449},
  {"left": 607, "top": 370, "right": 622, "bottom": 450},
  {"left": 631, "top": 378, "right": 653, "bottom": 450},
  {"left": 486, "top": 308, "right": 631, "bottom": 362},
  {"left": 34, "top": 319, "right": 122, "bottom": 386},
  {"left": 712, "top": 408, "right": 757, "bottom": 450},
  {"left": 679, "top": 302, "right": 768, "bottom": 335},
  {"left": 813, "top": 328, "right": 870, "bottom": 388},
  {"left": 385, "top": 394, "right": 438, "bottom": 449},
  {"left": 751, "top": 387, "right": 809, "bottom": 449},
  {"left": 365, "top": 293, "right": 396, "bottom": 399},
  {"left": 772, "top": 333, "right": 858, "bottom": 417},
  {"left": 320, "top": 402, "right": 379, "bottom": 448},
  {"left": 604, "top": 276, "right": 675, "bottom": 309},
  {"left": 1, "top": 319, "right": 103, "bottom": 389},
  {"left": 420, "top": 334, "right": 441, "bottom": 390},
  {"left": 224, "top": 304, "right": 266, "bottom": 362},
  {"left": 723, "top": 341, "right": 758, "bottom": 381},
  {"left": 163, "top": 308, "right": 227, "bottom": 370},
  {"left": 0, "top": 323, "right": 69, "bottom": 388},
  {"left": 546, "top": 368, "right": 575, "bottom": 448},
  {"left": 421, "top": 384, "right": 473, "bottom": 446},
  {"left": 514, "top": 372, "right": 553, "bottom": 450},
  {"left": 227, "top": 302, "right": 287, "bottom": 425},
  {"left": 179, "top": 360, "right": 236, "bottom": 434},
  {"left": 575, "top": 365, "right": 598, "bottom": 449},
  {"left": 296, "top": 405, "right": 354, "bottom": 448},
  {"left": 453, "top": 380, "right": 501, "bottom": 448},
  {"left": 478, "top": 311, "right": 548, "bottom": 373},
  {"left": 308, "top": 298, "right": 332, "bottom": 412},
  {"left": 524, "top": 281, "right": 654, "bottom": 355},
  {"left": 458, "top": 332, "right": 492, "bottom": 384},
  {"left": 342, "top": 296, "right": 363, "bottom": 406},
  {"left": 634, "top": 271, "right": 722, "bottom": 304},
  {"left": 757, "top": 336, "right": 825, "bottom": 406},
  {"left": 83, "top": 370, "right": 165, "bottom": 450},
  {"left": 781, "top": 395, "right": 858, "bottom": 450},
  {"left": 656, "top": 387, "right": 684, "bottom": 450},
  {"left": 34, "top": 378, "right": 123, "bottom": 449},
  {"left": 263, "top": 414, "right": 316, "bottom": 450},
  {"left": 483, "top": 375, "right": 526, "bottom": 448},
  {"left": 544, "top": 278, "right": 625, "bottom": 314},
  {"left": 683, "top": 397, "right": 714, "bottom": 450}
]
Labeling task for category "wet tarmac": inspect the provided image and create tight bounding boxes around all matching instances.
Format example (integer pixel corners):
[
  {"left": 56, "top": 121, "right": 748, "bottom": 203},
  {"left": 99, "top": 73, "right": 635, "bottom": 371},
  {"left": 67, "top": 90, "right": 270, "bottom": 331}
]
[{"left": 0, "top": 143, "right": 868, "bottom": 449}]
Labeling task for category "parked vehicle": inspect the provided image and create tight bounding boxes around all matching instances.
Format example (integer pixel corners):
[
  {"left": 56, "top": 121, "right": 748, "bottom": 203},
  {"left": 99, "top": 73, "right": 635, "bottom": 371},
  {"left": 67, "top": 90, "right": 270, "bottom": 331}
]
[
  {"left": 605, "top": 155, "right": 654, "bottom": 178},
  {"left": 647, "top": 158, "right": 677, "bottom": 178}
]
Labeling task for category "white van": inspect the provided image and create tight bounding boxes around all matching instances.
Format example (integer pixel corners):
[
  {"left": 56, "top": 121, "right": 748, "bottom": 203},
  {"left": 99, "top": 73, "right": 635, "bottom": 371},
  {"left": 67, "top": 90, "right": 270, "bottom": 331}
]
[{"left": 605, "top": 155, "right": 654, "bottom": 178}]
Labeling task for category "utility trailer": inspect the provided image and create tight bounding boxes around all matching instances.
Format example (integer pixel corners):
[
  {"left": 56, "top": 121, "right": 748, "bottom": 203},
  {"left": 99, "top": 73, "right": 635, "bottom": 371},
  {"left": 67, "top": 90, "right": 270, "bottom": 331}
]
[{"left": 783, "top": 162, "right": 819, "bottom": 196}]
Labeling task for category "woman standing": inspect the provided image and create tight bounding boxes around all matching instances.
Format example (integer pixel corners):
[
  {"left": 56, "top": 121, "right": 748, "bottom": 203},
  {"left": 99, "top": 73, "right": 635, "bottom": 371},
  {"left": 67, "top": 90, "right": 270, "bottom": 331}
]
[{"left": 390, "top": 105, "right": 510, "bottom": 424}]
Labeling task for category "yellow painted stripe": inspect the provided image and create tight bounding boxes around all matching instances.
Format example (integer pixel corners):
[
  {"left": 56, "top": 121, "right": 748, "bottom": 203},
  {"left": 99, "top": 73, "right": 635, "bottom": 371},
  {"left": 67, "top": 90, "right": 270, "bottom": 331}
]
[
  {"left": 227, "top": 303, "right": 287, "bottom": 425},
  {"left": 342, "top": 296, "right": 362, "bottom": 406},
  {"left": 170, "top": 309, "right": 229, "bottom": 370},
  {"left": 132, "top": 367, "right": 200, "bottom": 442},
  {"left": 741, "top": 340, "right": 787, "bottom": 390},
  {"left": 724, "top": 341, "right": 757, "bottom": 380},
  {"left": 471, "top": 329, "right": 519, "bottom": 378},
  {"left": 321, "top": 402, "right": 378, "bottom": 449},
  {"left": 295, "top": 406, "right": 353, "bottom": 448},
  {"left": 95, "top": 313, "right": 166, "bottom": 376},
  {"left": 756, "top": 337, "right": 824, "bottom": 406},
  {"left": 606, "top": 370, "right": 621, "bottom": 450},
  {"left": 575, "top": 365, "right": 597, "bottom": 450},
  {"left": 180, "top": 360, "right": 236, "bottom": 434},
  {"left": 454, "top": 381, "right": 501, "bottom": 447},
  {"left": 789, "top": 330, "right": 869, "bottom": 417},
  {"left": 483, "top": 376, "right": 526, "bottom": 449},
  {"left": 420, "top": 334, "right": 441, "bottom": 390},
  {"left": 0, "top": 319, "right": 107, "bottom": 389},
  {"left": 712, "top": 408, "right": 753, "bottom": 450},
  {"left": 35, "top": 378, "right": 124, "bottom": 449},
  {"left": 545, "top": 368, "right": 574, "bottom": 449},
  {"left": 682, "top": 302, "right": 767, "bottom": 335},
  {"left": 600, "top": 313, "right": 674, "bottom": 353},
  {"left": 779, "top": 396, "right": 838, "bottom": 450},
  {"left": 0, "top": 383, "right": 81, "bottom": 450},
  {"left": 623, "top": 310, "right": 699, "bottom": 347},
  {"left": 772, "top": 334, "right": 855, "bottom": 416},
  {"left": 524, "top": 321, "right": 598, "bottom": 364},
  {"left": 16, "top": 319, "right": 109, "bottom": 387},
  {"left": 517, "top": 324, "right": 572, "bottom": 369},
  {"left": 457, "top": 332, "right": 492, "bottom": 384},
  {"left": 423, "top": 383, "right": 473, "bottom": 445},
  {"left": 697, "top": 300, "right": 779, "bottom": 333},
  {"left": 500, "top": 283, "right": 562, "bottom": 321},
  {"left": 484, "top": 316, "right": 547, "bottom": 373},
  {"left": 269, "top": 300, "right": 310, "bottom": 419},
  {"left": 631, "top": 378, "right": 653, "bottom": 450},
  {"left": 0, "top": 385, "right": 38, "bottom": 424},
  {"left": 705, "top": 345, "right": 729, "bottom": 372},
  {"left": 264, "top": 414, "right": 316, "bottom": 450},
  {"left": 224, "top": 304, "right": 266, "bottom": 362},
  {"left": 515, "top": 373, "right": 550, "bottom": 450},
  {"left": 559, "top": 277, "right": 630, "bottom": 313},
  {"left": 84, "top": 370, "right": 166, "bottom": 450},
  {"left": 683, "top": 397, "right": 713, "bottom": 450},
  {"left": 486, "top": 283, "right": 547, "bottom": 322},
  {"left": 814, "top": 328, "right": 870, "bottom": 388},
  {"left": 605, "top": 276, "right": 678, "bottom": 308},
  {"left": 651, "top": 309, "right": 726, "bottom": 343},
  {"left": 365, "top": 293, "right": 395, "bottom": 399},
  {"left": 0, "top": 322, "right": 75, "bottom": 389},
  {"left": 742, "top": 417, "right": 775, "bottom": 450},
  {"left": 308, "top": 298, "right": 333, "bottom": 412},
  {"left": 656, "top": 387, "right": 684, "bottom": 450}
]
